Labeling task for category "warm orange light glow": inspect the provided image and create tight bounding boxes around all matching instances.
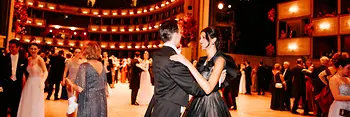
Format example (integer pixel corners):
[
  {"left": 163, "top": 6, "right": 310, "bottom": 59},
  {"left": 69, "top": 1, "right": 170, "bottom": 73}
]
[
  {"left": 58, "top": 42, "right": 63, "bottom": 45},
  {"left": 154, "top": 25, "right": 159, "bottom": 28},
  {"left": 27, "top": 2, "right": 33, "bottom": 5},
  {"left": 101, "top": 45, "right": 106, "bottom": 48},
  {"left": 36, "top": 22, "right": 42, "bottom": 25},
  {"left": 153, "top": 45, "right": 157, "bottom": 48},
  {"left": 128, "top": 29, "right": 133, "bottom": 31},
  {"left": 120, "top": 29, "right": 125, "bottom": 32},
  {"left": 129, "top": 12, "right": 134, "bottom": 15},
  {"left": 70, "top": 27, "right": 76, "bottom": 30},
  {"left": 218, "top": 3, "right": 224, "bottom": 10},
  {"left": 112, "top": 12, "right": 117, "bottom": 15},
  {"left": 35, "top": 40, "right": 41, "bottom": 43},
  {"left": 49, "top": 30, "right": 52, "bottom": 32},
  {"left": 142, "top": 27, "right": 147, "bottom": 30},
  {"left": 102, "top": 29, "right": 107, "bottom": 32},
  {"left": 92, "top": 28, "right": 97, "bottom": 31},
  {"left": 143, "top": 9, "right": 147, "bottom": 13},
  {"left": 135, "top": 46, "right": 140, "bottom": 48},
  {"left": 119, "top": 46, "right": 124, "bottom": 48},
  {"left": 46, "top": 41, "right": 52, "bottom": 44},
  {"left": 142, "top": 45, "right": 146, "bottom": 48},
  {"left": 289, "top": 5, "right": 298, "bottom": 13},
  {"left": 166, "top": 2, "right": 169, "bottom": 5},
  {"left": 103, "top": 12, "right": 108, "bottom": 15},
  {"left": 127, "top": 46, "right": 132, "bottom": 49},
  {"left": 54, "top": 25, "right": 61, "bottom": 29},
  {"left": 83, "top": 11, "right": 88, "bottom": 14},
  {"left": 69, "top": 43, "right": 75, "bottom": 46},
  {"left": 161, "top": 4, "right": 165, "bottom": 7},
  {"left": 288, "top": 43, "right": 298, "bottom": 51},
  {"left": 38, "top": 5, "right": 44, "bottom": 7},
  {"left": 24, "top": 39, "right": 30, "bottom": 42},
  {"left": 112, "top": 29, "right": 117, "bottom": 32},
  {"left": 150, "top": 8, "right": 154, "bottom": 11},
  {"left": 122, "top": 12, "right": 126, "bottom": 15},
  {"left": 158, "top": 44, "right": 163, "bottom": 47},
  {"left": 110, "top": 45, "right": 115, "bottom": 48},
  {"left": 155, "top": 6, "right": 159, "bottom": 9},
  {"left": 136, "top": 28, "right": 140, "bottom": 31},
  {"left": 171, "top": 0, "right": 175, "bottom": 2},
  {"left": 49, "top": 6, "right": 54, "bottom": 9},
  {"left": 26, "top": 20, "right": 32, "bottom": 23},
  {"left": 319, "top": 22, "right": 330, "bottom": 30},
  {"left": 137, "top": 11, "right": 142, "bottom": 14},
  {"left": 147, "top": 45, "right": 152, "bottom": 48},
  {"left": 93, "top": 12, "right": 98, "bottom": 15},
  {"left": 347, "top": 20, "right": 350, "bottom": 27},
  {"left": 175, "top": 18, "right": 179, "bottom": 21}
]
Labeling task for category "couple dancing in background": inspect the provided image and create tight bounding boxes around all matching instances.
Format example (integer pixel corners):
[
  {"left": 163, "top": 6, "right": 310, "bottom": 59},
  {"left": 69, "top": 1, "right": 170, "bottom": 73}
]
[{"left": 145, "top": 20, "right": 239, "bottom": 117}]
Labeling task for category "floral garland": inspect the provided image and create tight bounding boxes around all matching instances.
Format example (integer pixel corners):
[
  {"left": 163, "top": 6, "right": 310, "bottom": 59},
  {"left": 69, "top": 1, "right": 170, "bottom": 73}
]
[
  {"left": 268, "top": 8, "right": 276, "bottom": 22},
  {"left": 178, "top": 14, "right": 197, "bottom": 47},
  {"left": 266, "top": 44, "right": 275, "bottom": 56},
  {"left": 14, "top": 0, "right": 28, "bottom": 34}
]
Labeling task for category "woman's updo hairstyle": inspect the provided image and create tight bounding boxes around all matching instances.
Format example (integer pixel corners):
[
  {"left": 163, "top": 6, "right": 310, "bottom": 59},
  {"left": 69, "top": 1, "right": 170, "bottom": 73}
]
[
  {"left": 201, "top": 26, "right": 222, "bottom": 49},
  {"left": 332, "top": 52, "right": 350, "bottom": 68}
]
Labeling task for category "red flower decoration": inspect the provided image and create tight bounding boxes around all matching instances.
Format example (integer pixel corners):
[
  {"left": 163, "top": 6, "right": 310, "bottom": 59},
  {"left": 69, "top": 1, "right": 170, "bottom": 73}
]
[
  {"left": 268, "top": 8, "right": 276, "bottom": 22},
  {"left": 178, "top": 14, "right": 197, "bottom": 47},
  {"left": 13, "top": 0, "right": 28, "bottom": 34}
]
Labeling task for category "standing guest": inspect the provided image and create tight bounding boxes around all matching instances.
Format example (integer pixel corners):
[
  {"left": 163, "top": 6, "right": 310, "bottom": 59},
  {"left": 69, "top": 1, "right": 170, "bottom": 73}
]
[
  {"left": 46, "top": 50, "right": 65, "bottom": 100},
  {"left": 66, "top": 42, "right": 107, "bottom": 117},
  {"left": 291, "top": 58, "right": 310, "bottom": 115},
  {"left": 17, "top": 43, "right": 48, "bottom": 117},
  {"left": 244, "top": 61, "right": 252, "bottom": 94},
  {"left": 281, "top": 61, "right": 293, "bottom": 111},
  {"left": 257, "top": 62, "right": 266, "bottom": 95},
  {"left": 270, "top": 63, "right": 287, "bottom": 111},
  {"left": 0, "top": 39, "right": 27, "bottom": 117},
  {"left": 129, "top": 52, "right": 142, "bottom": 105}
]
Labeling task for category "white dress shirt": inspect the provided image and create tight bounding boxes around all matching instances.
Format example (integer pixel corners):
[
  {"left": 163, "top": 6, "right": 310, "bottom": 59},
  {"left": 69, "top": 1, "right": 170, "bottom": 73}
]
[{"left": 10, "top": 54, "right": 19, "bottom": 81}]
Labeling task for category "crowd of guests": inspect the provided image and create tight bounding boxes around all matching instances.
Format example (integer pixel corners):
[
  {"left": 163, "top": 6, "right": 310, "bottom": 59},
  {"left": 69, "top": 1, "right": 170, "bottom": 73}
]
[
  {"left": 0, "top": 39, "right": 154, "bottom": 117},
  {"left": 268, "top": 52, "right": 350, "bottom": 117}
]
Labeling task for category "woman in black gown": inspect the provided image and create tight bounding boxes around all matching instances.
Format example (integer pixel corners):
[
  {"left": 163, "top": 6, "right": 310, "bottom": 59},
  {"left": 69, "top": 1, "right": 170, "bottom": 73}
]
[
  {"left": 270, "top": 63, "right": 287, "bottom": 111},
  {"left": 170, "top": 27, "right": 239, "bottom": 117}
]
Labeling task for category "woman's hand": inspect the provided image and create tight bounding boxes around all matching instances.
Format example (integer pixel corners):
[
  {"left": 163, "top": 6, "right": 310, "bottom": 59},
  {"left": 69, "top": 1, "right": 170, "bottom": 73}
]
[{"left": 170, "top": 54, "right": 190, "bottom": 66}]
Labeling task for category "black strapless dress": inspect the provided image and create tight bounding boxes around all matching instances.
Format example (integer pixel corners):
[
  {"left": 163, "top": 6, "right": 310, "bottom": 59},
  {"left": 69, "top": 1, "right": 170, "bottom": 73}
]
[{"left": 182, "top": 51, "right": 239, "bottom": 117}]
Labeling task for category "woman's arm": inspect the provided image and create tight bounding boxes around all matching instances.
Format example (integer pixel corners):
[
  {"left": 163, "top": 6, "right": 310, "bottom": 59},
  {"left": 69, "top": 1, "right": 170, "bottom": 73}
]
[
  {"left": 38, "top": 57, "right": 48, "bottom": 89},
  {"left": 318, "top": 70, "right": 328, "bottom": 85},
  {"left": 180, "top": 56, "right": 225, "bottom": 94},
  {"left": 62, "top": 60, "right": 69, "bottom": 85},
  {"left": 279, "top": 73, "right": 287, "bottom": 90},
  {"left": 136, "top": 62, "right": 148, "bottom": 71},
  {"left": 329, "top": 76, "right": 350, "bottom": 101}
]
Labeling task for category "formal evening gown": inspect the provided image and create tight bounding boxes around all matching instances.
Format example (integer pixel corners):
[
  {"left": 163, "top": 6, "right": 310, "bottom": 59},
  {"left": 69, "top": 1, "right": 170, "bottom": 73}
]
[
  {"left": 239, "top": 70, "right": 246, "bottom": 94},
  {"left": 75, "top": 63, "right": 107, "bottom": 117},
  {"left": 270, "top": 72, "right": 286, "bottom": 111},
  {"left": 17, "top": 57, "right": 45, "bottom": 117},
  {"left": 328, "top": 82, "right": 350, "bottom": 117},
  {"left": 137, "top": 60, "right": 154, "bottom": 105},
  {"left": 183, "top": 51, "right": 234, "bottom": 117}
]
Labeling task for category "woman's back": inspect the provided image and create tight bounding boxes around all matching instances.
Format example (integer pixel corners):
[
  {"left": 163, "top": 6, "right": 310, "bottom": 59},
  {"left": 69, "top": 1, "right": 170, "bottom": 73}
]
[{"left": 75, "top": 62, "right": 107, "bottom": 117}]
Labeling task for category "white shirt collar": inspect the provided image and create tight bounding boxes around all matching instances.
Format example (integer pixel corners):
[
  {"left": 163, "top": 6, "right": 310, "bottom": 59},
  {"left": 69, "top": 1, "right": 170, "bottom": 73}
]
[
  {"left": 163, "top": 43, "right": 181, "bottom": 54},
  {"left": 10, "top": 53, "right": 19, "bottom": 57}
]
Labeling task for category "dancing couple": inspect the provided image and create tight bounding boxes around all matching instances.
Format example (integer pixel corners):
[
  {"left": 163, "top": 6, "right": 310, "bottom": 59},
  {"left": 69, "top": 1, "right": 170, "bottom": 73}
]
[{"left": 145, "top": 20, "right": 239, "bottom": 117}]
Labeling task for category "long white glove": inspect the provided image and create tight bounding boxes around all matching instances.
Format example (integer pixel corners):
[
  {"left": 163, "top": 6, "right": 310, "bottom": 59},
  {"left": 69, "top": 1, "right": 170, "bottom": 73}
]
[
  {"left": 219, "top": 69, "right": 227, "bottom": 87},
  {"left": 67, "top": 96, "right": 78, "bottom": 114}
]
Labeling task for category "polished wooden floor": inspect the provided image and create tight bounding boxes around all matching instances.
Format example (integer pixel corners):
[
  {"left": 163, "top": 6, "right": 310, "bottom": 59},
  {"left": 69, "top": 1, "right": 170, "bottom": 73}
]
[{"left": 44, "top": 83, "right": 313, "bottom": 117}]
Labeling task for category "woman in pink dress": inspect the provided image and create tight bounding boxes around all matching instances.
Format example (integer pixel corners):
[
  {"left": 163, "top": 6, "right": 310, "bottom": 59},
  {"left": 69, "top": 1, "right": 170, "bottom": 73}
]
[{"left": 17, "top": 43, "right": 48, "bottom": 117}]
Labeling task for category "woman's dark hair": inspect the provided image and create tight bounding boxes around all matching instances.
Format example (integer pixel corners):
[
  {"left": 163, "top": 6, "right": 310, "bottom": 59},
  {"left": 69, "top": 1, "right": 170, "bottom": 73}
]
[
  {"left": 334, "top": 57, "right": 350, "bottom": 68},
  {"left": 332, "top": 52, "right": 349, "bottom": 67},
  {"left": 28, "top": 43, "right": 39, "bottom": 49},
  {"left": 200, "top": 26, "right": 221, "bottom": 49}
]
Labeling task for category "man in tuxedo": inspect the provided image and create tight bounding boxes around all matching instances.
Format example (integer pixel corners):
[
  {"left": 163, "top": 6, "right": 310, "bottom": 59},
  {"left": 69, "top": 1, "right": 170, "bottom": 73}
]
[
  {"left": 291, "top": 58, "right": 310, "bottom": 115},
  {"left": 256, "top": 62, "right": 265, "bottom": 95},
  {"left": 282, "top": 61, "right": 293, "bottom": 111},
  {"left": 46, "top": 50, "right": 65, "bottom": 100},
  {"left": 244, "top": 61, "right": 252, "bottom": 94},
  {"left": 144, "top": 20, "right": 206, "bottom": 117},
  {"left": 0, "top": 39, "right": 27, "bottom": 117},
  {"left": 129, "top": 51, "right": 142, "bottom": 105},
  {"left": 223, "top": 72, "right": 241, "bottom": 110}
]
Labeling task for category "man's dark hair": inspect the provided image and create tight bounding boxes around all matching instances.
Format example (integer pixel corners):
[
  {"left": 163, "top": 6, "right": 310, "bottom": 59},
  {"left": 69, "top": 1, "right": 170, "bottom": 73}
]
[
  {"left": 297, "top": 58, "right": 303, "bottom": 64},
  {"left": 259, "top": 62, "right": 263, "bottom": 65},
  {"left": 247, "top": 61, "right": 250, "bottom": 65},
  {"left": 159, "top": 20, "right": 179, "bottom": 42},
  {"left": 9, "top": 39, "right": 20, "bottom": 47},
  {"left": 58, "top": 50, "right": 64, "bottom": 55},
  {"left": 135, "top": 51, "right": 140, "bottom": 58}
]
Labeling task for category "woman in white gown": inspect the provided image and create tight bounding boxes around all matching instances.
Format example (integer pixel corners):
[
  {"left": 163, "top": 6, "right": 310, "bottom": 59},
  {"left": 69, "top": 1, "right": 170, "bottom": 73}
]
[
  {"left": 17, "top": 43, "right": 48, "bottom": 117},
  {"left": 239, "top": 63, "right": 246, "bottom": 94},
  {"left": 136, "top": 51, "right": 153, "bottom": 105}
]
